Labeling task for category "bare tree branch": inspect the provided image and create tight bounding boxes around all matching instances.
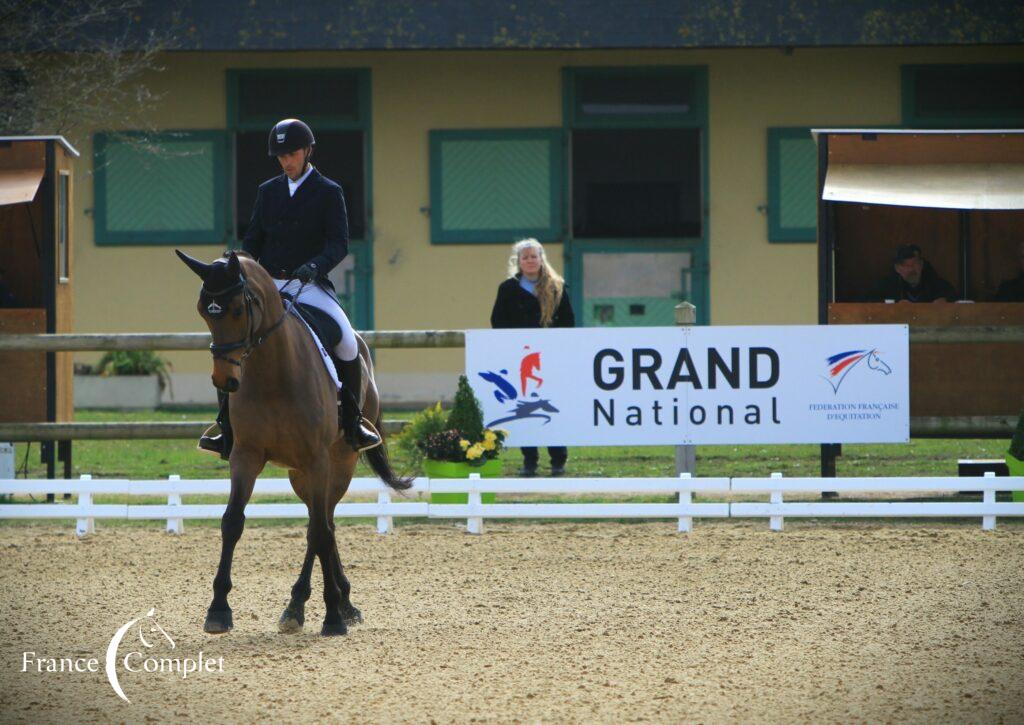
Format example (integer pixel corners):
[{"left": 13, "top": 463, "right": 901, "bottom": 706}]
[{"left": 0, "top": 0, "right": 177, "bottom": 145}]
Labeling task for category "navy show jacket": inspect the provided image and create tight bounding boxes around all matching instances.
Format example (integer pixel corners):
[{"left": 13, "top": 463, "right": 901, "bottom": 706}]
[{"left": 241, "top": 168, "right": 348, "bottom": 287}]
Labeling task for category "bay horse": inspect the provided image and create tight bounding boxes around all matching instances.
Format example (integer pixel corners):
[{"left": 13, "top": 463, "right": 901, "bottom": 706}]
[{"left": 176, "top": 249, "right": 411, "bottom": 636}]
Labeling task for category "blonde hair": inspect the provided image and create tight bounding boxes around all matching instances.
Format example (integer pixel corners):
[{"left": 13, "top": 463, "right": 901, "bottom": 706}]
[{"left": 507, "top": 238, "right": 565, "bottom": 327}]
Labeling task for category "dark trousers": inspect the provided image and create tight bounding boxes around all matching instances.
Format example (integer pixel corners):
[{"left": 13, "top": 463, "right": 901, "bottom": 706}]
[{"left": 521, "top": 446, "right": 567, "bottom": 469}]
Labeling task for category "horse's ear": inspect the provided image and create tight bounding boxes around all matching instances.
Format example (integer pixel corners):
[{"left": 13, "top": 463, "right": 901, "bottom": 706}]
[
  {"left": 225, "top": 251, "right": 241, "bottom": 278},
  {"left": 175, "top": 249, "right": 212, "bottom": 280}
]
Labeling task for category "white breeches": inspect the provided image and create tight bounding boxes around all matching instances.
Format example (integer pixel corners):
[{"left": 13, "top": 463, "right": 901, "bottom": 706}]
[{"left": 274, "top": 279, "right": 358, "bottom": 361}]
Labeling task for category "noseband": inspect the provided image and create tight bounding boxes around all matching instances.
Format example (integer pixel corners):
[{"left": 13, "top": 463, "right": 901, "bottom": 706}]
[{"left": 205, "top": 272, "right": 304, "bottom": 368}]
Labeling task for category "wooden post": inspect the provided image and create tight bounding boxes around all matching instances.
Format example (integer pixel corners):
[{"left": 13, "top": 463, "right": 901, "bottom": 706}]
[
  {"left": 75, "top": 473, "right": 94, "bottom": 537},
  {"left": 467, "top": 472, "right": 483, "bottom": 535},
  {"left": 166, "top": 474, "right": 183, "bottom": 535},
  {"left": 982, "top": 471, "right": 996, "bottom": 531},
  {"left": 769, "top": 472, "right": 784, "bottom": 532},
  {"left": 674, "top": 302, "right": 696, "bottom": 477},
  {"left": 377, "top": 487, "right": 393, "bottom": 535},
  {"left": 677, "top": 472, "right": 693, "bottom": 533}
]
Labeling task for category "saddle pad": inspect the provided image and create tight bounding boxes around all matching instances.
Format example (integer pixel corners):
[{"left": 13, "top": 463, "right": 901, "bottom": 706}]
[
  {"left": 295, "top": 302, "right": 342, "bottom": 352},
  {"left": 283, "top": 302, "right": 341, "bottom": 390}
]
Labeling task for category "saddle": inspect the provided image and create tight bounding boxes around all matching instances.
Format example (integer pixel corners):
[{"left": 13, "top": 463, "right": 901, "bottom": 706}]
[{"left": 279, "top": 292, "right": 342, "bottom": 352}]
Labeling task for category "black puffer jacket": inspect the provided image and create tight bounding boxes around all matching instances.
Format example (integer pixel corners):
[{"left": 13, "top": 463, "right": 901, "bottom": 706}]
[{"left": 490, "top": 275, "right": 575, "bottom": 329}]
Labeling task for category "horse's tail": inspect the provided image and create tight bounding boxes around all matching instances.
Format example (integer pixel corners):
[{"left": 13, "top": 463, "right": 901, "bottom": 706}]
[{"left": 365, "top": 417, "right": 414, "bottom": 491}]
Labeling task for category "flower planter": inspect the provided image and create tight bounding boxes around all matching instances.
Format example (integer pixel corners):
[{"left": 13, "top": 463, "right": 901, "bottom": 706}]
[
  {"left": 1006, "top": 453, "right": 1024, "bottom": 502},
  {"left": 423, "top": 458, "right": 501, "bottom": 504},
  {"left": 73, "top": 374, "right": 162, "bottom": 409}
]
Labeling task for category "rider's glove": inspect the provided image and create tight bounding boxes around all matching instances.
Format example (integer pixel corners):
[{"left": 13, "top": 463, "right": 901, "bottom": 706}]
[{"left": 295, "top": 262, "right": 318, "bottom": 284}]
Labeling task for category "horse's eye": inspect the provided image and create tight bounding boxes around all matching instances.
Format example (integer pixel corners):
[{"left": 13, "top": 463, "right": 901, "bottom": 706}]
[{"left": 232, "top": 306, "right": 243, "bottom": 318}]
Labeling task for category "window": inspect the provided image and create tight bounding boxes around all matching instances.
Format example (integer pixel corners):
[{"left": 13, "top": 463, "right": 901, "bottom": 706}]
[
  {"left": 573, "top": 128, "right": 701, "bottom": 239},
  {"left": 902, "top": 64, "right": 1024, "bottom": 127},
  {"left": 57, "top": 172, "right": 69, "bottom": 280},
  {"left": 93, "top": 132, "right": 227, "bottom": 245},
  {"left": 228, "top": 69, "right": 370, "bottom": 244},
  {"left": 567, "top": 67, "right": 705, "bottom": 127},
  {"left": 767, "top": 127, "right": 818, "bottom": 242},
  {"left": 429, "top": 129, "right": 563, "bottom": 244}
]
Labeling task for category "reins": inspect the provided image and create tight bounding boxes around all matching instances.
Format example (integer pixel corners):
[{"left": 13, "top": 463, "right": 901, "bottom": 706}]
[{"left": 206, "top": 272, "right": 306, "bottom": 367}]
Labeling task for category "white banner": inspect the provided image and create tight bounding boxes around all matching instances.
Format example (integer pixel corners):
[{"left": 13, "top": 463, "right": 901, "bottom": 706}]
[{"left": 466, "top": 326, "right": 909, "bottom": 446}]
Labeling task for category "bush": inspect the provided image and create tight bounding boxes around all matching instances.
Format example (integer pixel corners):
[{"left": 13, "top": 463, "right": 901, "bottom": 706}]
[
  {"left": 1010, "top": 402, "right": 1024, "bottom": 461},
  {"left": 393, "top": 402, "right": 449, "bottom": 465},
  {"left": 95, "top": 350, "right": 172, "bottom": 391},
  {"left": 418, "top": 430, "right": 467, "bottom": 463},
  {"left": 399, "top": 379, "right": 507, "bottom": 468},
  {"left": 446, "top": 374, "right": 484, "bottom": 441}
]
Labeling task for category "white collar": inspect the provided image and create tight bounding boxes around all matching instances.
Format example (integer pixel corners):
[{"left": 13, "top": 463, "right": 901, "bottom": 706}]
[{"left": 287, "top": 164, "right": 314, "bottom": 196}]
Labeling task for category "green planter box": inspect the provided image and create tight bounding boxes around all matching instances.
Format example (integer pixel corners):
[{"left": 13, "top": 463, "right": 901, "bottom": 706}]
[
  {"left": 1007, "top": 453, "right": 1024, "bottom": 502},
  {"left": 423, "top": 458, "right": 501, "bottom": 504}
]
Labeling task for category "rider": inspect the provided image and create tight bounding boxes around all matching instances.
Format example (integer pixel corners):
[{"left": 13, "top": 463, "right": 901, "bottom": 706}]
[{"left": 199, "top": 118, "right": 381, "bottom": 458}]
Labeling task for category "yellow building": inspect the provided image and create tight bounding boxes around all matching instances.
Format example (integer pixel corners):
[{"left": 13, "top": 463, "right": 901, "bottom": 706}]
[{"left": 57, "top": 4, "right": 1024, "bottom": 404}]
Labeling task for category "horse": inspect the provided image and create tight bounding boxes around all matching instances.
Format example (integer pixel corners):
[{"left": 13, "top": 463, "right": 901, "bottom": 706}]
[
  {"left": 176, "top": 249, "right": 412, "bottom": 637},
  {"left": 866, "top": 349, "right": 892, "bottom": 376}
]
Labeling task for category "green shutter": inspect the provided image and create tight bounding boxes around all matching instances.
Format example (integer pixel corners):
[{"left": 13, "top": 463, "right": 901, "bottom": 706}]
[
  {"left": 767, "top": 127, "right": 817, "bottom": 243},
  {"left": 94, "top": 131, "right": 226, "bottom": 245},
  {"left": 430, "top": 129, "right": 562, "bottom": 244}
]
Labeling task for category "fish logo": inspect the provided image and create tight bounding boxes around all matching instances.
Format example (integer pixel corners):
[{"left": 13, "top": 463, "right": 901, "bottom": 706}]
[{"left": 823, "top": 348, "right": 891, "bottom": 394}]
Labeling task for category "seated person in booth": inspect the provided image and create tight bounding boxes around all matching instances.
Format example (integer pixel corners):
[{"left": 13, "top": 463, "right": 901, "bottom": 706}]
[
  {"left": 874, "top": 244, "right": 956, "bottom": 303},
  {"left": 490, "top": 238, "right": 575, "bottom": 477},
  {"left": 994, "top": 241, "right": 1024, "bottom": 302}
]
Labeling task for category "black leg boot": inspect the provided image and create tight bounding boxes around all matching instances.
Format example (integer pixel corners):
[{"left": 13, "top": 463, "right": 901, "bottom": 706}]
[
  {"left": 198, "top": 390, "right": 233, "bottom": 461},
  {"left": 336, "top": 358, "right": 382, "bottom": 452}
]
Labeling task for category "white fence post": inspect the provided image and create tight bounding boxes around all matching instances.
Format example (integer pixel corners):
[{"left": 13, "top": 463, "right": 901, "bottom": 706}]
[
  {"left": 769, "top": 472, "right": 784, "bottom": 532},
  {"left": 377, "top": 486, "right": 393, "bottom": 535},
  {"left": 677, "top": 472, "right": 693, "bottom": 533},
  {"left": 674, "top": 302, "right": 697, "bottom": 477},
  {"left": 166, "top": 474, "right": 184, "bottom": 534},
  {"left": 982, "top": 471, "right": 996, "bottom": 531},
  {"left": 76, "top": 474, "right": 94, "bottom": 537},
  {"left": 467, "top": 473, "right": 483, "bottom": 535}
]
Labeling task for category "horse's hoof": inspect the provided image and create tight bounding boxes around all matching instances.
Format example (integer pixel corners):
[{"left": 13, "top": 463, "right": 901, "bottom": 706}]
[
  {"left": 278, "top": 608, "right": 304, "bottom": 634},
  {"left": 204, "top": 608, "right": 233, "bottom": 634},
  {"left": 341, "top": 605, "right": 363, "bottom": 625},
  {"left": 321, "top": 620, "right": 348, "bottom": 637}
]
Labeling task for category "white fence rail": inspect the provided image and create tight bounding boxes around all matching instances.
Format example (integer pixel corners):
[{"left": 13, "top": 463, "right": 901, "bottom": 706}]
[
  {"left": 731, "top": 472, "right": 1024, "bottom": 531},
  {"left": 429, "top": 473, "right": 729, "bottom": 534},
  {"left": 1, "top": 473, "right": 1022, "bottom": 536}
]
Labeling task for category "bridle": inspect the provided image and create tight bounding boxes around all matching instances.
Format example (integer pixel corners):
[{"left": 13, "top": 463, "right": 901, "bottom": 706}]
[{"left": 205, "top": 271, "right": 305, "bottom": 368}]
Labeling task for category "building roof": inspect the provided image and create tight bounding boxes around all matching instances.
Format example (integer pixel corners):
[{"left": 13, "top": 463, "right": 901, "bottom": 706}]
[
  {"left": 0, "top": 136, "right": 81, "bottom": 157},
  {"left": 36, "top": 0, "right": 1024, "bottom": 51}
]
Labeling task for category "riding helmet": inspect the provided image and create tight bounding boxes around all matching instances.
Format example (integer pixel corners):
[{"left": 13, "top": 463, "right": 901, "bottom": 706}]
[{"left": 268, "top": 118, "right": 316, "bottom": 156}]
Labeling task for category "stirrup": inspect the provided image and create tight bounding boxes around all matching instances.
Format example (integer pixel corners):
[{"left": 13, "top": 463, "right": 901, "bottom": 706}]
[
  {"left": 197, "top": 424, "right": 231, "bottom": 461},
  {"left": 349, "top": 417, "right": 382, "bottom": 453}
]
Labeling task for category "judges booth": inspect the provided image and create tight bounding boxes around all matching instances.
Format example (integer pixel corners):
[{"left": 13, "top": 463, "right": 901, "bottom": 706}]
[
  {"left": 0, "top": 136, "right": 79, "bottom": 477},
  {"left": 815, "top": 129, "right": 1024, "bottom": 472}
]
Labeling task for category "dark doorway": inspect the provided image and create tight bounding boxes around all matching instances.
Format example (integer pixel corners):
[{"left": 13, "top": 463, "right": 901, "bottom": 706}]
[{"left": 572, "top": 128, "right": 701, "bottom": 239}]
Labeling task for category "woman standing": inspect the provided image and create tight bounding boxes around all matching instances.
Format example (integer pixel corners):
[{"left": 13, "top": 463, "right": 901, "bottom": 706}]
[{"left": 489, "top": 238, "right": 575, "bottom": 476}]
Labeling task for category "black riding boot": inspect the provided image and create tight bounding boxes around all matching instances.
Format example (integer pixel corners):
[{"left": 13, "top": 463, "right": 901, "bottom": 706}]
[
  {"left": 336, "top": 358, "right": 382, "bottom": 452},
  {"left": 198, "top": 390, "right": 233, "bottom": 461}
]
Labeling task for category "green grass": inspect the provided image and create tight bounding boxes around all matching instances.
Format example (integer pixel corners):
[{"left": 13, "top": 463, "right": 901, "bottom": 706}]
[{"left": 8, "top": 408, "right": 1012, "bottom": 481}]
